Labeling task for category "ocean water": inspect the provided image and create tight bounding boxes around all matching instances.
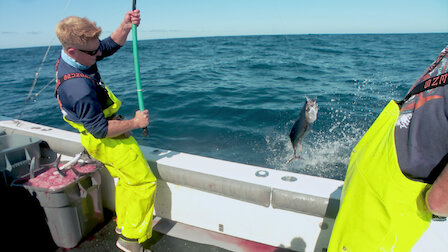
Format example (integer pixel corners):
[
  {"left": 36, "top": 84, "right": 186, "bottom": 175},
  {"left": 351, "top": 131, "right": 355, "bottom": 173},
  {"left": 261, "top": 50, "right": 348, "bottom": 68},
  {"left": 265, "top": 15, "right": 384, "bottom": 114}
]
[{"left": 1, "top": 33, "right": 447, "bottom": 180}]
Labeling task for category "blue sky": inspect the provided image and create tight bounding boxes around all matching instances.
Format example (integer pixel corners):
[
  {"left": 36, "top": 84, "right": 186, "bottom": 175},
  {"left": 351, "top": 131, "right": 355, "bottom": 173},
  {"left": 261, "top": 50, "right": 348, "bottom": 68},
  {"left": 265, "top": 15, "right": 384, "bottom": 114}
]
[{"left": 0, "top": 0, "right": 447, "bottom": 49}]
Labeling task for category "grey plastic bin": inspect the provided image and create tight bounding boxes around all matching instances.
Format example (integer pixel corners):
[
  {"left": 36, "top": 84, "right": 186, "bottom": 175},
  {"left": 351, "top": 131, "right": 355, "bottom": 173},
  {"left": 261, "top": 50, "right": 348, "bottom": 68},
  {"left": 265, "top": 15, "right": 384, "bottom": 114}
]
[
  {"left": 13, "top": 166, "right": 104, "bottom": 249},
  {"left": 0, "top": 134, "right": 42, "bottom": 186}
]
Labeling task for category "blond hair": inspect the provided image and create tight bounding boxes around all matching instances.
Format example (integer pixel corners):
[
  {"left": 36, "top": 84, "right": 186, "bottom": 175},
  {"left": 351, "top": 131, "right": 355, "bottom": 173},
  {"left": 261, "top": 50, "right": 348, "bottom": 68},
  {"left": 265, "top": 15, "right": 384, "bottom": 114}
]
[{"left": 56, "top": 16, "right": 102, "bottom": 49}]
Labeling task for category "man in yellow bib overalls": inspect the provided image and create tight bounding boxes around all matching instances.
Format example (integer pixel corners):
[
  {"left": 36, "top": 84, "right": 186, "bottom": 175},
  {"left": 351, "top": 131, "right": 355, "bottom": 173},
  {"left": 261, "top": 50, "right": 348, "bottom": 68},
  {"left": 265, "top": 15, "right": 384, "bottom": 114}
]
[
  {"left": 55, "top": 10, "right": 156, "bottom": 252},
  {"left": 329, "top": 45, "right": 448, "bottom": 251}
]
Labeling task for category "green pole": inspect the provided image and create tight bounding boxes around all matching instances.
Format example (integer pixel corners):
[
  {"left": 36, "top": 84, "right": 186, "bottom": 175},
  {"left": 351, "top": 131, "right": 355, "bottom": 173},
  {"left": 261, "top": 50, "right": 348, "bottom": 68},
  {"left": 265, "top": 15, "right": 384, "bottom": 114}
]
[{"left": 132, "top": 0, "right": 148, "bottom": 137}]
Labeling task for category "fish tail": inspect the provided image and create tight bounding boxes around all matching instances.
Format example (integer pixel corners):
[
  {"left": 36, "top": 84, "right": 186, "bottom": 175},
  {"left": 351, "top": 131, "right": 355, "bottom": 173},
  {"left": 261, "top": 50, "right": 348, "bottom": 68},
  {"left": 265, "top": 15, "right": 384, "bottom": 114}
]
[
  {"left": 286, "top": 155, "right": 299, "bottom": 164},
  {"left": 286, "top": 154, "right": 305, "bottom": 164}
]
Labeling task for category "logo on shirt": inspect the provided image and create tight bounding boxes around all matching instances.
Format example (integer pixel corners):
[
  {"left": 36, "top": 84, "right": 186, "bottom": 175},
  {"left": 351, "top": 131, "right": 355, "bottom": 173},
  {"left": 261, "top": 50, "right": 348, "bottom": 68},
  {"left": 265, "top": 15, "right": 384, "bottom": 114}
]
[{"left": 396, "top": 113, "right": 412, "bottom": 129}]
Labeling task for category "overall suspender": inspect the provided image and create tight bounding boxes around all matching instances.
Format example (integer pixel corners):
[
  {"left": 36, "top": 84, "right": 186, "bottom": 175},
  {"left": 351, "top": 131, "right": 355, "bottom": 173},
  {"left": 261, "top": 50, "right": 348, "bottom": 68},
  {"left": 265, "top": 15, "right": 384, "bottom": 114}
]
[
  {"left": 397, "top": 49, "right": 448, "bottom": 106},
  {"left": 54, "top": 58, "right": 113, "bottom": 109}
]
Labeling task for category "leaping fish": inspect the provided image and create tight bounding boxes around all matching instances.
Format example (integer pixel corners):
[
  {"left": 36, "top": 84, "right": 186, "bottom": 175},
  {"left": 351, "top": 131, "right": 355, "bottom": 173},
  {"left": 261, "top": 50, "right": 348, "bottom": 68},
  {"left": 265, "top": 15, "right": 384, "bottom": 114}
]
[{"left": 287, "top": 97, "right": 318, "bottom": 164}]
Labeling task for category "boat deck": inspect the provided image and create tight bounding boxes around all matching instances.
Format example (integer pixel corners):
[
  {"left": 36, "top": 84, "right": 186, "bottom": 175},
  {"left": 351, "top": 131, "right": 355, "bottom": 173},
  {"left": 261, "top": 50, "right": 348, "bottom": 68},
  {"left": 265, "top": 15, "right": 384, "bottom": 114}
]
[
  {"left": 5, "top": 182, "right": 291, "bottom": 252},
  {"left": 54, "top": 210, "right": 294, "bottom": 252}
]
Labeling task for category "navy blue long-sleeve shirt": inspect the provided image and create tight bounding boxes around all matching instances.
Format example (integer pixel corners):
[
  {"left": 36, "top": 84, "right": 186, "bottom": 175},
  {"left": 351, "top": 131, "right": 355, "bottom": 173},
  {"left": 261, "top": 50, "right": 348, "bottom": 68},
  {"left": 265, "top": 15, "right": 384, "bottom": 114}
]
[{"left": 56, "top": 37, "right": 121, "bottom": 138}]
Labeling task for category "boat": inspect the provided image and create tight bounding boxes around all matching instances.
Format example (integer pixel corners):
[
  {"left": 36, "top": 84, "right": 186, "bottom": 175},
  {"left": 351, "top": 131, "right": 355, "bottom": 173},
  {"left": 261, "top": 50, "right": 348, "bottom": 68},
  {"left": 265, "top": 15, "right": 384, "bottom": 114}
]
[{"left": 1, "top": 115, "right": 447, "bottom": 251}]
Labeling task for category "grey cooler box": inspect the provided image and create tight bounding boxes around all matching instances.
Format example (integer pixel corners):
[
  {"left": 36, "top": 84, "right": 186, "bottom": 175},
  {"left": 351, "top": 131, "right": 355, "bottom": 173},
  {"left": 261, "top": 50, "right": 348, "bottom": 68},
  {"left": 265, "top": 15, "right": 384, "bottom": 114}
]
[{"left": 13, "top": 165, "right": 104, "bottom": 248}]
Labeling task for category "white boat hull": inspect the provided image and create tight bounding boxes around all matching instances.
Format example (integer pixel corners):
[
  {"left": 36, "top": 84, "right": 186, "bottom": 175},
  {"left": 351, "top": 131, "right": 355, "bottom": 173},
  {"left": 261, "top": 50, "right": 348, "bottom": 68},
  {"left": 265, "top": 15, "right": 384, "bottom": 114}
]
[{"left": 1, "top": 116, "right": 446, "bottom": 251}]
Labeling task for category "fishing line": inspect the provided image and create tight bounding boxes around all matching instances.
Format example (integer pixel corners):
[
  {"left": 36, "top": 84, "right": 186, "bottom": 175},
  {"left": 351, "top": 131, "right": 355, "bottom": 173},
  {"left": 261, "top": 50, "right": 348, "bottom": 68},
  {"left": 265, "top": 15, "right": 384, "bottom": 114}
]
[
  {"left": 271, "top": 2, "right": 305, "bottom": 84},
  {"left": 16, "top": 0, "right": 72, "bottom": 122},
  {"left": 24, "top": 46, "right": 53, "bottom": 102},
  {"left": 32, "top": 77, "right": 56, "bottom": 100}
]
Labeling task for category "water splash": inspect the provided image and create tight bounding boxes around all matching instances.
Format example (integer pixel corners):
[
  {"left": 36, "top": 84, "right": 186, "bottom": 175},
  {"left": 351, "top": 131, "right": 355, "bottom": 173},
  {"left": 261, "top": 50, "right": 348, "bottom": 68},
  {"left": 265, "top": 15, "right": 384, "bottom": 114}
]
[{"left": 265, "top": 122, "right": 364, "bottom": 180}]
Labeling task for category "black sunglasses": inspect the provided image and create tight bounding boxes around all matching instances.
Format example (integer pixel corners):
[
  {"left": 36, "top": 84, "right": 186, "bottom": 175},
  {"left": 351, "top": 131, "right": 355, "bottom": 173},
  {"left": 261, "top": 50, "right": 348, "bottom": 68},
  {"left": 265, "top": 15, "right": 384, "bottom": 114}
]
[{"left": 78, "top": 44, "right": 100, "bottom": 56}]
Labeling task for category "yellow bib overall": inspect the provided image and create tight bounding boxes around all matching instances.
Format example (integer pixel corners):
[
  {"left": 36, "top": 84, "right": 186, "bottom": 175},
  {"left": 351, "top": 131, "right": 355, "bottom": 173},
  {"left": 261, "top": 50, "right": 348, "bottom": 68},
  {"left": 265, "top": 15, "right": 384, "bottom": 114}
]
[
  {"left": 328, "top": 101, "right": 432, "bottom": 251},
  {"left": 61, "top": 85, "right": 157, "bottom": 243}
]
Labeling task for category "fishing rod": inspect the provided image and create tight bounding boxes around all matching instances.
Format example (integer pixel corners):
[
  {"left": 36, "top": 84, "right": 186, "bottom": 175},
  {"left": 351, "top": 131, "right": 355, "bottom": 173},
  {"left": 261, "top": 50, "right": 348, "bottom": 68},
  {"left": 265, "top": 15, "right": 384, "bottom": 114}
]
[{"left": 132, "top": 0, "right": 149, "bottom": 137}]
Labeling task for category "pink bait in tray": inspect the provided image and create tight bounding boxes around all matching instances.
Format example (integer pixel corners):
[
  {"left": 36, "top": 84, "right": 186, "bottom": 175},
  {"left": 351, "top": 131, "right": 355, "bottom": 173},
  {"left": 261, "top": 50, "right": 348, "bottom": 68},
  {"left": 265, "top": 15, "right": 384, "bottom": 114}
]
[{"left": 25, "top": 162, "right": 97, "bottom": 191}]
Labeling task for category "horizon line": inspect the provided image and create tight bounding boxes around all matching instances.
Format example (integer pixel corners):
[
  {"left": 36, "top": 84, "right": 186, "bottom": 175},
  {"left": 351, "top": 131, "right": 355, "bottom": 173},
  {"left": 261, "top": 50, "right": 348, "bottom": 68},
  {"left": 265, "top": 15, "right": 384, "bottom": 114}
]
[{"left": 1, "top": 31, "right": 447, "bottom": 50}]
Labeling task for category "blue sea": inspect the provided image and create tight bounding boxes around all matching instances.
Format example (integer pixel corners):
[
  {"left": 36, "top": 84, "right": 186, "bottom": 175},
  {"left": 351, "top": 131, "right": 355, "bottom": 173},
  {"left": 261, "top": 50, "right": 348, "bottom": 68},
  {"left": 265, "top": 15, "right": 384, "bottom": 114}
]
[{"left": 1, "top": 33, "right": 447, "bottom": 180}]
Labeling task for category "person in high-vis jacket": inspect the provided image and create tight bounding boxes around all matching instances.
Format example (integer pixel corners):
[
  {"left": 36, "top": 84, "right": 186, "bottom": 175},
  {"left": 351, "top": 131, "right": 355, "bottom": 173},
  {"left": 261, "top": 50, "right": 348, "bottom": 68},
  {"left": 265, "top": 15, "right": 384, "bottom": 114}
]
[
  {"left": 328, "top": 45, "right": 448, "bottom": 251},
  {"left": 55, "top": 10, "right": 156, "bottom": 252}
]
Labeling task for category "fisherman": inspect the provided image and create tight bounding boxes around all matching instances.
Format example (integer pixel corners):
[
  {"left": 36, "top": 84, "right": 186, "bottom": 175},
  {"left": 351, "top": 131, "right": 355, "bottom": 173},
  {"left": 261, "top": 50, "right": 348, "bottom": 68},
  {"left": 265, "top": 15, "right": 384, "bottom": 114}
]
[
  {"left": 54, "top": 10, "right": 156, "bottom": 252},
  {"left": 328, "top": 45, "right": 448, "bottom": 251}
]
